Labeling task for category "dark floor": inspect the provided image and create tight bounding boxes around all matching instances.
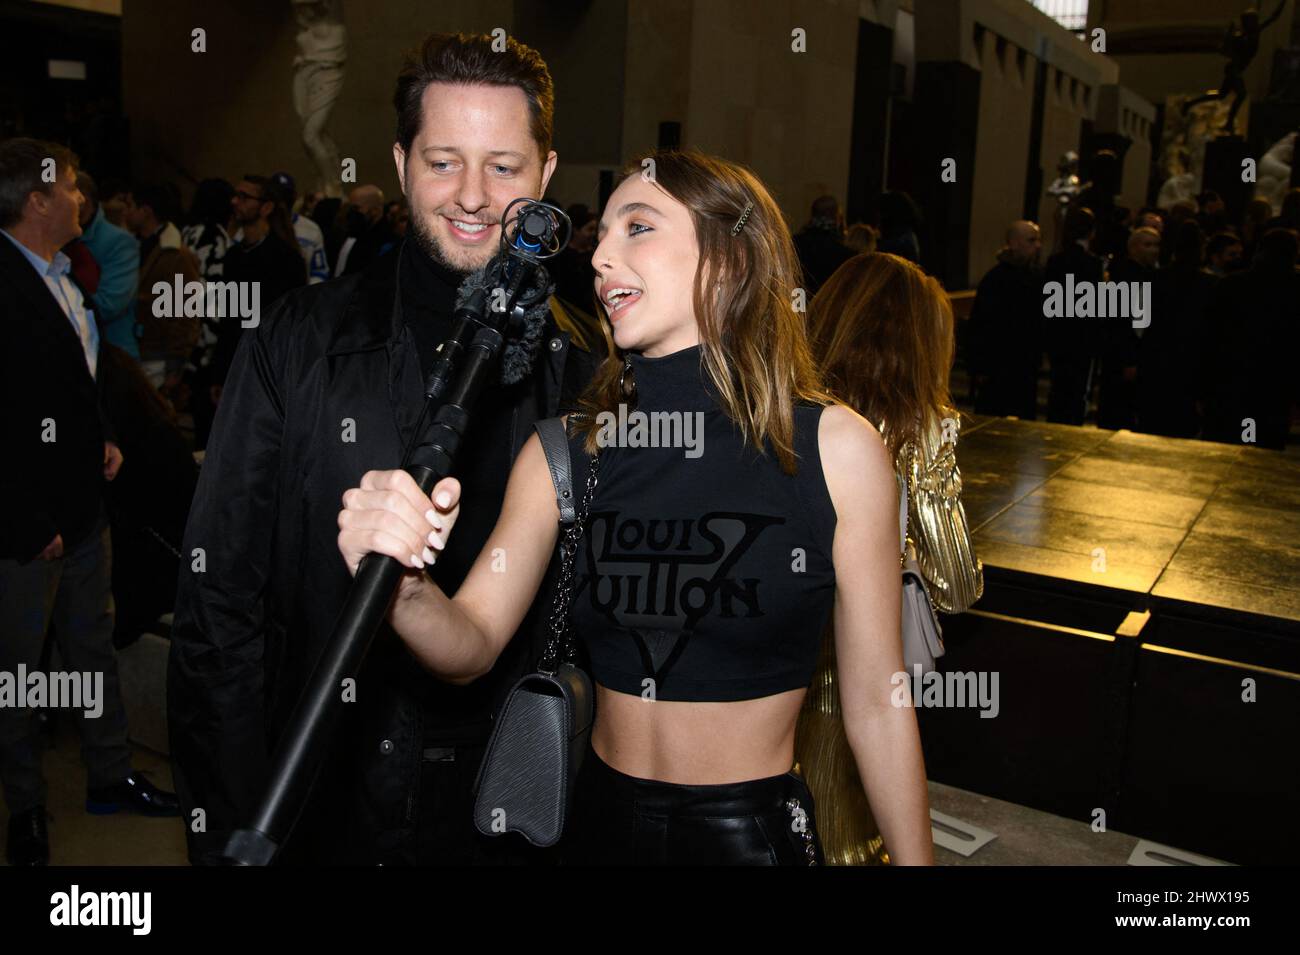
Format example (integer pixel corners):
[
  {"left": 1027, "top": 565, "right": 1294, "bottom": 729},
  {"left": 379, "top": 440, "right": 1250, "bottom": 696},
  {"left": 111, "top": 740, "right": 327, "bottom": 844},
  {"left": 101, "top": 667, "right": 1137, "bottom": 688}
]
[{"left": 0, "top": 730, "right": 186, "bottom": 866}]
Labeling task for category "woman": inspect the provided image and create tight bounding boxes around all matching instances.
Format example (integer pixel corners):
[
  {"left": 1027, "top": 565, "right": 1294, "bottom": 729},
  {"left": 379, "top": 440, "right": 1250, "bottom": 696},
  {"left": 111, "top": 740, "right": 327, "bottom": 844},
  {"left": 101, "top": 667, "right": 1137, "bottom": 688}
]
[
  {"left": 335, "top": 151, "right": 933, "bottom": 865},
  {"left": 797, "top": 251, "right": 984, "bottom": 864},
  {"left": 877, "top": 191, "right": 922, "bottom": 264}
]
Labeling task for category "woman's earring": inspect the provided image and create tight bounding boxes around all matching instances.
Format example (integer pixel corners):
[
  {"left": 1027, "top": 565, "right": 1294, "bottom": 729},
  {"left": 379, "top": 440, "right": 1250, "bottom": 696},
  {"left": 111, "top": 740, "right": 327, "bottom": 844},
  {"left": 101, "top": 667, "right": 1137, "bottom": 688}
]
[{"left": 618, "top": 354, "right": 634, "bottom": 398}]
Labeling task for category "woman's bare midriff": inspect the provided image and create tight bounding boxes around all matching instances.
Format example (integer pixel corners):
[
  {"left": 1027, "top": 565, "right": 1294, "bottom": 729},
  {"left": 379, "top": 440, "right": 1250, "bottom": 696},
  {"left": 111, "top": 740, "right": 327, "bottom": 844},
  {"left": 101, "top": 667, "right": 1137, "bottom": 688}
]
[{"left": 589, "top": 684, "right": 808, "bottom": 784}]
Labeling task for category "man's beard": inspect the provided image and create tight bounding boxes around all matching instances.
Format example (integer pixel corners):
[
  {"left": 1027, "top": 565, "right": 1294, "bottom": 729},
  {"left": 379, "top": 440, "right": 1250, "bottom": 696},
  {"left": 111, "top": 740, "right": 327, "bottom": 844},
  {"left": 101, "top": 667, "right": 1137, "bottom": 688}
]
[
  {"left": 408, "top": 206, "right": 494, "bottom": 277},
  {"left": 406, "top": 203, "right": 552, "bottom": 387}
]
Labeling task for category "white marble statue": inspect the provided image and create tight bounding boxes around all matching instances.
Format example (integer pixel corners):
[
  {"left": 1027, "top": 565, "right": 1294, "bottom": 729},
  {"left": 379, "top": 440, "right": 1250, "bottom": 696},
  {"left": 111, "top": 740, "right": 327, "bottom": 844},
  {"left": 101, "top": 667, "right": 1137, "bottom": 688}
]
[
  {"left": 1255, "top": 131, "right": 1295, "bottom": 215},
  {"left": 292, "top": 0, "right": 347, "bottom": 199}
]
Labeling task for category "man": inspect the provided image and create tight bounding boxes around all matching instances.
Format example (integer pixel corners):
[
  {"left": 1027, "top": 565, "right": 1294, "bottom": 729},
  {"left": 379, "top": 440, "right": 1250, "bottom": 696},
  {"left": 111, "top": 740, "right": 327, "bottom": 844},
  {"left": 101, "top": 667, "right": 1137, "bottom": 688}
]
[
  {"left": 1159, "top": 199, "right": 1198, "bottom": 267},
  {"left": 1140, "top": 222, "right": 1214, "bottom": 438},
  {"left": 0, "top": 138, "right": 179, "bottom": 866},
  {"left": 548, "top": 204, "right": 599, "bottom": 311},
  {"left": 1202, "top": 228, "right": 1300, "bottom": 450},
  {"left": 792, "top": 195, "right": 854, "bottom": 296},
  {"left": 969, "top": 220, "right": 1043, "bottom": 420},
  {"left": 1076, "top": 149, "right": 1125, "bottom": 259},
  {"left": 122, "top": 183, "right": 201, "bottom": 393},
  {"left": 385, "top": 198, "right": 410, "bottom": 240},
  {"left": 1097, "top": 226, "right": 1158, "bottom": 430},
  {"left": 1121, "top": 225, "right": 1161, "bottom": 274},
  {"left": 337, "top": 183, "right": 393, "bottom": 275},
  {"left": 76, "top": 170, "right": 139, "bottom": 361},
  {"left": 1197, "top": 190, "right": 1228, "bottom": 234},
  {"left": 210, "top": 174, "right": 307, "bottom": 395},
  {"left": 169, "top": 32, "right": 605, "bottom": 866},
  {"left": 1204, "top": 231, "right": 1244, "bottom": 277},
  {"left": 1043, "top": 206, "right": 1103, "bottom": 425},
  {"left": 1136, "top": 209, "right": 1164, "bottom": 235},
  {"left": 271, "top": 170, "right": 330, "bottom": 284}
]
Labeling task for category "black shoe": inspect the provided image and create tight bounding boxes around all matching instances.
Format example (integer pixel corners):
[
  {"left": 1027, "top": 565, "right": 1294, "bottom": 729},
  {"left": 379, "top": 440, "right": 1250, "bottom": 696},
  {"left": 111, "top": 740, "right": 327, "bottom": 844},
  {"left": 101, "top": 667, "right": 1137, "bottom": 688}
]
[
  {"left": 86, "top": 772, "right": 181, "bottom": 817},
  {"left": 6, "top": 807, "right": 49, "bottom": 866}
]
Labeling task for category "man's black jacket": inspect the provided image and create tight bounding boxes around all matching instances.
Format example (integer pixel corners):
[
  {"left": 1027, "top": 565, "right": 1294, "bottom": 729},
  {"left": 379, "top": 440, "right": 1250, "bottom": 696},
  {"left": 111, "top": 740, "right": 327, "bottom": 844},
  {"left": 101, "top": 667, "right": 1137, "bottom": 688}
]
[
  {"left": 1042, "top": 241, "right": 1104, "bottom": 361},
  {"left": 969, "top": 252, "right": 1043, "bottom": 419},
  {"left": 167, "top": 244, "right": 603, "bottom": 864},
  {"left": 793, "top": 227, "right": 854, "bottom": 297},
  {"left": 0, "top": 233, "right": 112, "bottom": 560}
]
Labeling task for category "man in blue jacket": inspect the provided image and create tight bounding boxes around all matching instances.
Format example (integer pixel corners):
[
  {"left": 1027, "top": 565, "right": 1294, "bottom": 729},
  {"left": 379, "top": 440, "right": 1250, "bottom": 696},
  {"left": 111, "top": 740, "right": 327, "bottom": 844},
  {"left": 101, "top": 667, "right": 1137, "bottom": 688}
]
[{"left": 77, "top": 170, "right": 139, "bottom": 360}]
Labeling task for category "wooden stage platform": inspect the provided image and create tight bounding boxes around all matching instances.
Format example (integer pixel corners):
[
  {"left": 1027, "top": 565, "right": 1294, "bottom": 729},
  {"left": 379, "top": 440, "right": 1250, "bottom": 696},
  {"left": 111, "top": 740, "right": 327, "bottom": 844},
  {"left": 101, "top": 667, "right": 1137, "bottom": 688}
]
[{"left": 922, "top": 416, "right": 1300, "bottom": 865}]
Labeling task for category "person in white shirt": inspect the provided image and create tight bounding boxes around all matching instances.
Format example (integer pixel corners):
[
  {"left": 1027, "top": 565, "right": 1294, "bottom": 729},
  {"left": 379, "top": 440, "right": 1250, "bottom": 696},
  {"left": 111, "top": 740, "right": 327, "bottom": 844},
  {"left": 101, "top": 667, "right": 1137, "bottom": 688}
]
[{"left": 271, "top": 171, "right": 329, "bottom": 283}]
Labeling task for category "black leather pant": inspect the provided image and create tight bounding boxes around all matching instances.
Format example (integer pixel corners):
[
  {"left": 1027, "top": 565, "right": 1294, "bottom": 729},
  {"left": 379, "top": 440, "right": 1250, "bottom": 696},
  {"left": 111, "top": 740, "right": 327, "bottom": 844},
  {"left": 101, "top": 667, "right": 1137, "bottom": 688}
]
[{"left": 565, "top": 739, "right": 823, "bottom": 865}]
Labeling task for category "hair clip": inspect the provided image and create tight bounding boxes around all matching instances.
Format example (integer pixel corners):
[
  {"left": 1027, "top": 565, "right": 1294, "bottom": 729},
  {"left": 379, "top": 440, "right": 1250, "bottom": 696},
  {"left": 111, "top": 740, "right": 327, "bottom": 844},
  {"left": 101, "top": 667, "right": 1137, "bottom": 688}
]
[{"left": 730, "top": 199, "right": 754, "bottom": 236}]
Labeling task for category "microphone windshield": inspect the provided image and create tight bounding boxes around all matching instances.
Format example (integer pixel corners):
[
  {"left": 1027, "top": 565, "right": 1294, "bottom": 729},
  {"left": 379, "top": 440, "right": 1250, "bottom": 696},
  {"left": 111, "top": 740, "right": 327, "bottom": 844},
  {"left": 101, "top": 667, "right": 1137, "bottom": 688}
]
[{"left": 452, "top": 255, "right": 555, "bottom": 386}]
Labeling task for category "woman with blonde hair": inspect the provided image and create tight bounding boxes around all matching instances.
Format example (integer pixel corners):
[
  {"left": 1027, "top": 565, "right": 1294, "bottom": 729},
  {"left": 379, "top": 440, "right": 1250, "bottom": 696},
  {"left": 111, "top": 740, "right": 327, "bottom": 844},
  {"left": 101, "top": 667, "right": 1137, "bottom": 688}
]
[
  {"left": 334, "top": 151, "right": 934, "bottom": 865},
  {"left": 797, "top": 251, "right": 984, "bottom": 864}
]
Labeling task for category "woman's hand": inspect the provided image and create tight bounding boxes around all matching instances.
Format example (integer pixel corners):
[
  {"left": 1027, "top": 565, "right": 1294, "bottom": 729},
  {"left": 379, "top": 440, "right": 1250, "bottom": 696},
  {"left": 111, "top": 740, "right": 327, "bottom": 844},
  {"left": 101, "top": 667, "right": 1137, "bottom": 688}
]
[{"left": 337, "top": 470, "right": 461, "bottom": 592}]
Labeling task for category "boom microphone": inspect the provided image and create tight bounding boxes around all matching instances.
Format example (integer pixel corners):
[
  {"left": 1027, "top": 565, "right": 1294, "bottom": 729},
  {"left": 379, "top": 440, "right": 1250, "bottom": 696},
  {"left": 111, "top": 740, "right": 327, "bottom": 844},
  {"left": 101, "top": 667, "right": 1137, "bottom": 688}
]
[
  {"left": 454, "top": 249, "right": 554, "bottom": 387},
  {"left": 425, "top": 199, "right": 571, "bottom": 398}
]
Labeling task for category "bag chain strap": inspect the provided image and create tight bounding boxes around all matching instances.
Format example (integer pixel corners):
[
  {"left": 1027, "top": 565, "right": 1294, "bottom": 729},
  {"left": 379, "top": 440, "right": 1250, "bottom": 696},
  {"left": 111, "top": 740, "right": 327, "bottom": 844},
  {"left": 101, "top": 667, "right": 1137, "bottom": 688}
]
[
  {"left": 541, "top": 447, "right": 601, "bottom": 673},
  {"left": 900, "top": 439, "right": 915, "bottom": 568}
]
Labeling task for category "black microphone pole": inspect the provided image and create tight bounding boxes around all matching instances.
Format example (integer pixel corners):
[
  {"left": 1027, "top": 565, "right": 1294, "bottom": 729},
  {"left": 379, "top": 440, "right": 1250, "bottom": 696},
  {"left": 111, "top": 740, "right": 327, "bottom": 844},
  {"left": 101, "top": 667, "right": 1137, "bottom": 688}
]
[{"left": 223, "top": 199, "right": 571, "bottom": 865}]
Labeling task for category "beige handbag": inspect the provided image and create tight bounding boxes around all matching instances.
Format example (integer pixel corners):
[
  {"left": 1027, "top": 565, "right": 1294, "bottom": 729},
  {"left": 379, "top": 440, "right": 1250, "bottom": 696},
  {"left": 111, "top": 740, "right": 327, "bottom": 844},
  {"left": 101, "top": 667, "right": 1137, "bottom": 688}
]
[{"left": 899, "top": 456, "right": 946, "bottom": 674}]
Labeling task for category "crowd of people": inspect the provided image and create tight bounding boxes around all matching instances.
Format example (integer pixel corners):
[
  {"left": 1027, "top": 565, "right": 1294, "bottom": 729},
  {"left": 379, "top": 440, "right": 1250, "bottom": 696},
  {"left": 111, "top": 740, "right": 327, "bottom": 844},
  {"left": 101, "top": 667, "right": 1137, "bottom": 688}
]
[
  {"left": 965, "top": 188, "right": 1300, "bottom": 450},
  {"left": 766, "top": 174, "right": 1300, "bottom": 452},
  {"left": 63, "top": 171, "right": 411, "bottom": 450},
  {"left": 0, "top": 142, "right": 419, "bottom": 864},
  {"left": 25, "top": 153, "right": 947, "bottom": 467}
]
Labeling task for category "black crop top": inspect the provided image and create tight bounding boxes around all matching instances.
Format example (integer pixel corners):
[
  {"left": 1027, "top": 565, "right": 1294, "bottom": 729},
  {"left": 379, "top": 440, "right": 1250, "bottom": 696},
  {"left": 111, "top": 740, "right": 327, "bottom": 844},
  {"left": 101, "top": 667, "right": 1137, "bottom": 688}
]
[{"left": 566, "top": 344, "right": 837, "bottom": 702}]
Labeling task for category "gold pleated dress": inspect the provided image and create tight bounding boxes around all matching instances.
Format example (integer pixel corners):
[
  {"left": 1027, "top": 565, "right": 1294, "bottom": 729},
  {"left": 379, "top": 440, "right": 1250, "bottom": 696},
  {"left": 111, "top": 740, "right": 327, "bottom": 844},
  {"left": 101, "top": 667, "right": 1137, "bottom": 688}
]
[{"left": 793, "top": 409, "right": 984, "bottom": 864}]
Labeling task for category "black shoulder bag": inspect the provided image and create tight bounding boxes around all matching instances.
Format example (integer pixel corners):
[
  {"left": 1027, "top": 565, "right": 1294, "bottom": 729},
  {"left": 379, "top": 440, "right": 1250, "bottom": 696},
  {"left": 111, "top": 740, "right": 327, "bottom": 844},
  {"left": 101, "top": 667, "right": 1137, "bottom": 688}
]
[{"left": 471, "top": 416, "right": 600, "bottom": 847}]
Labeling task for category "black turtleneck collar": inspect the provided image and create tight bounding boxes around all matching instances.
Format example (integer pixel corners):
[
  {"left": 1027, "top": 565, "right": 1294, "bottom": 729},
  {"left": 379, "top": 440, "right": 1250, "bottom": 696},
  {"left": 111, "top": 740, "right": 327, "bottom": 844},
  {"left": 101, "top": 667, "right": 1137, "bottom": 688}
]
[
  {"left": 400, "top": 239, "right": 466, "bottom": 378},
  {"left": 401, "top": 236, "right": 464, "bottom": 301},
  {"left": 627, "top": 343, "right": 722, "bottom": 413}
]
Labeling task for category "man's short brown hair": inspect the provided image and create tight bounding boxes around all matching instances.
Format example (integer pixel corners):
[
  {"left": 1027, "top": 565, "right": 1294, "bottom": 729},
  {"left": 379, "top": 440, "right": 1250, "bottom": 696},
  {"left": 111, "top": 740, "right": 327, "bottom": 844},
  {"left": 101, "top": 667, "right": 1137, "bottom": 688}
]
[
  {"left": 393, "top": 32, "right": 554, "bottom": 162},
  {"left": 0, "top": 138, "right": 78, "bottom": 229}
]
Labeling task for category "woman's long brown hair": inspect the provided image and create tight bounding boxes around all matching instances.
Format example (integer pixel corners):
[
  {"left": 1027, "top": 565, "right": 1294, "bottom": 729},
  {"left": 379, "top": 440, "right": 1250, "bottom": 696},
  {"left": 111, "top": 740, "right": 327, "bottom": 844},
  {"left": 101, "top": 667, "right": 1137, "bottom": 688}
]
[
  {"left": 807, "top": 252, "right": 955, "bottom": 460},
  {"left": 571, "top": 149, "right": 832, "bottom": 474}
]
